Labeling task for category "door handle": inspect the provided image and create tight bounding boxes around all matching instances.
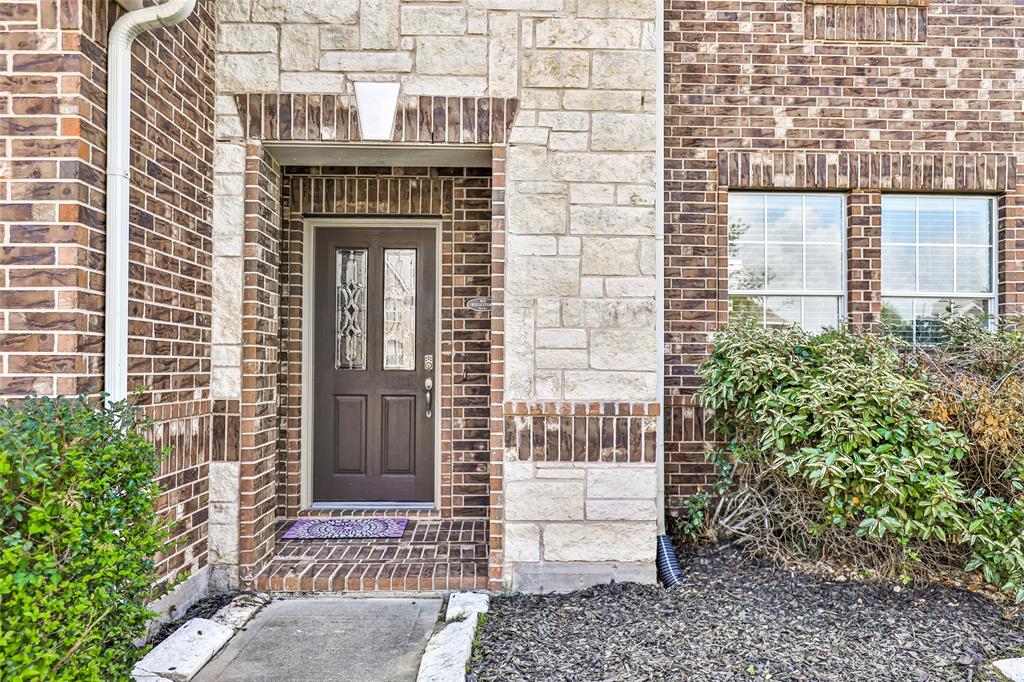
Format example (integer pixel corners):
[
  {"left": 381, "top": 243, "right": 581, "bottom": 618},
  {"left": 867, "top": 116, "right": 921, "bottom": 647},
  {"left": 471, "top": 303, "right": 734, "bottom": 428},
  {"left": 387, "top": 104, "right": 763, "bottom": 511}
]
[{"left": 424, "top": 377, "right": 433, "bottom": 418}]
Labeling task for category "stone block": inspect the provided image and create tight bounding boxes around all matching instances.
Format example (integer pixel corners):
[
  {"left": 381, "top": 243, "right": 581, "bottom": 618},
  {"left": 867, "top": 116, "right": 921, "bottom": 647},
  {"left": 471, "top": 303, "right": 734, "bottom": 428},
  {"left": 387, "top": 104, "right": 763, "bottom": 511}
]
[
  {"left": 281, "top": 24, "right": 319, "bottom": 71},
  {"left": 507, "top": 193, "right": 566, "bottom": 234},
  {"left": 591, "top": 112, "right": 656, "bottom": 151},
  {"left": 511, "top": 561, "right": 656, "bottom": 592},
  {"left": 570, "top": 183, "right": 616, "bottom": 204},
  {"left": 133, "top": 619, "right": 233, "bottom": 681},
  {"left": 446, "top": 593, "right": 490, "bottom": 622},
  {"left": 508, "top": 235, "right": 558, "bottom": 256},
  {"left": 537, "top": 328, "right": 587, "bottom": 349},
  {"left": 281, "top": 72, "right": 347, "bottom": 93},
  {"left": 535, "top": 18, "right": 642, "bottom": 49},
  {"left": 218, "top": 24, "right": 276, "bottom": 52},
  {"left": 251, "top": 0, "right": 358, "bottom": 22},
  {"left": 562, "top": 89, "right": 642, "bottom": 111},
  {"left": 536, "top": 348, "right": 589, "bottom": 369},
  {"left": 504, "top": 522, "right": 541, "bottom": 562},
  {"left": 561, "top": 298, "right": 656, "bottom": 328},
  {"left": 552, "top": 152, "right": 654, "bottom": 183},
  {"left": 320, "top": 25, "right": 359, "bottom": 50},
  {"left": 586, "top": 499, "right": 658, "bottom": 520},
  {"left": 402, "top": 75, "right": 487, "bottom": 96},
  {"left": 590, "top": 329, "right": 657, "bottom": 370},
  {"left": 578, "top": 0, "right": 657, "bottom": 18},
  {"left": 587, "top": 466, "right": 657, "bottom": 498},
  {"left": 401, "top": 6, "right": 466, "bottom": 35},
  {"left": 581, "top": 237, "right": 638, "bottom": 275},
  {"left": 507, "top": 146, "right": 553, "bottom": 183},
  {"left": 506, "top": 257, "right": 580, "bottom": 297},
  {"left": 320, "top": 51, "right": 413, "bottom": 72},
  {"left": 488, "top": 11, "right": 519, "bottom": 97},
  {"left": 542, "top": 522, "right": 657, "bottom": 562},
  {"left": 605, "top": 275, "right": 656, "bottom": 297},
  {"left": 217, "top": 53, "right": 279, "bottom": 92},
  {"left": 208, "top": 461, "right": 240, "bottom": 502},
  {"left": 505, "top": 480, "right": 585, "bottom": 521},
  {"left": 563, "top": 370, "right": 656, "bottom": 401},
  {"left": 592, "top": 50, "right": 657, "bottom": 89},
  {"left": 361, "top": 0, "right": 400, "bottom": 48},
  {"left": 570, "top": 205, "right": 656, "bottom": 235},
  {"left": 523, "top": 51, "right": 589, "bottom": 88},
  {"left": 416, "top": 36, "right": 489, "bottom": 75}
]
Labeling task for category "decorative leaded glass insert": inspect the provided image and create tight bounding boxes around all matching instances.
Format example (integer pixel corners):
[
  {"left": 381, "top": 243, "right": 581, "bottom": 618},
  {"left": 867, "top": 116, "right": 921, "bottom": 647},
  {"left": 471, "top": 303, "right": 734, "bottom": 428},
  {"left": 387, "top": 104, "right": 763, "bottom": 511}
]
[
  {"left": 383, "top": 248, "right": 416, "bottom": 370},
  {"left": 335, "top": 248, "right": 367, "bottom": 370}
]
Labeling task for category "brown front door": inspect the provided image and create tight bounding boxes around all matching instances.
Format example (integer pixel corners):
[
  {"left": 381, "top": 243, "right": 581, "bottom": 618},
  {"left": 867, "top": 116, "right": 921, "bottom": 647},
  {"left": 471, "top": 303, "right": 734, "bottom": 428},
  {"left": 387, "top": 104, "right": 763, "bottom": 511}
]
[{"left": 313, "top": 226, "right": 436, "bottom": 503}]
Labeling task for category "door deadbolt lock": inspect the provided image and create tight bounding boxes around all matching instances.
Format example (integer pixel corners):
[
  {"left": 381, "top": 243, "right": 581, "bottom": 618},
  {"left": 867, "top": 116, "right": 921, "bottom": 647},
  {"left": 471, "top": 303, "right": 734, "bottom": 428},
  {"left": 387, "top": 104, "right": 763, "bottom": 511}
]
[{"left": 424, "top": 354, "right": 434, "bottom": 371}]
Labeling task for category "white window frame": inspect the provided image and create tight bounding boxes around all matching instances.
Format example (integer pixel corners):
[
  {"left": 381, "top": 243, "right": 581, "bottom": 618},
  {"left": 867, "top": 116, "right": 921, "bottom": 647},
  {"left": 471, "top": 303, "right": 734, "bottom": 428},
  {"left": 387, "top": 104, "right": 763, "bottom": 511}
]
[
  {"left": 880, "top": 194, "right": 998, "bottom": 343},
  {"left": 727, "top": 191, "right": 848, "bottom": 330}
]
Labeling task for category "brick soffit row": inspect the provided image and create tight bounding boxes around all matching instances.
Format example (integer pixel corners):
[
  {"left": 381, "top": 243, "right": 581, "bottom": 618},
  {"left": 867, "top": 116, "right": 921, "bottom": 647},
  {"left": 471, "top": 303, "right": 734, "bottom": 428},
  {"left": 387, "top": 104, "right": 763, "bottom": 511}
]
[{"left": 233, "top": 94, "right": 519, "bottom": 145}]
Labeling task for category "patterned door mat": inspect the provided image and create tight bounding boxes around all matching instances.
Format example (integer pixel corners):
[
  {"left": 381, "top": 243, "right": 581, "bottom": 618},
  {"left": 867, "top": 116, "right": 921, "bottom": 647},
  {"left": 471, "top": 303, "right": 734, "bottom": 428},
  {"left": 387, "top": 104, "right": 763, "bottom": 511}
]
[{"left": 282, "top": 518, "right": 409, "bottom": 540}]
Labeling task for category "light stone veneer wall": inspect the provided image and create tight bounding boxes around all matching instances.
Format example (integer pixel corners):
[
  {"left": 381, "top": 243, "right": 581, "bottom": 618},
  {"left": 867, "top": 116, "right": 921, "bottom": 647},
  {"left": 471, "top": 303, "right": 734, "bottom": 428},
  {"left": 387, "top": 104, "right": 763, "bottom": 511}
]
[
  {"left": 212, "top": 0, "right": 660, "bottom": 588},
  {"left": 208, "top": 140, "right": 246, "bottom": 590}
]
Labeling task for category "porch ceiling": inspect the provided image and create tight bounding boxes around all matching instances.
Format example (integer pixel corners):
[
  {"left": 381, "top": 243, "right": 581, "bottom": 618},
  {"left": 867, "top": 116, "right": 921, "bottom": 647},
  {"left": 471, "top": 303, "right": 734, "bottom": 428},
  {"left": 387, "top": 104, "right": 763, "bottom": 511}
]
[{"left": 263, "top": 142, "right": 492, "bottom": 168}]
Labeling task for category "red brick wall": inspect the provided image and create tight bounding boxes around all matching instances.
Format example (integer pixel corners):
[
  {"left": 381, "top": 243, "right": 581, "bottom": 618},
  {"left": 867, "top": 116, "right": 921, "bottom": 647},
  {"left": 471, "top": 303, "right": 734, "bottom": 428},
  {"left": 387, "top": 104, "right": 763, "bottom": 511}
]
[
  {"left": 238, "top": 145, "right": 281, "bottom": 580},
  {"left": 664, "top": 0, "right": 1024, "bottom": 513},
  {"left": 1, "top": 0, "right": 216, "bottom": 582}
]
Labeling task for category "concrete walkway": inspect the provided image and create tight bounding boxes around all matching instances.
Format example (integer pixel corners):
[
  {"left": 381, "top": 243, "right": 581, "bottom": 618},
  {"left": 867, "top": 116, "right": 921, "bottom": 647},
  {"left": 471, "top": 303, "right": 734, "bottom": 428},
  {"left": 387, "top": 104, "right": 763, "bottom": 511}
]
[{"left": 193, "top": 598, "right": 442, "bottom": 682}]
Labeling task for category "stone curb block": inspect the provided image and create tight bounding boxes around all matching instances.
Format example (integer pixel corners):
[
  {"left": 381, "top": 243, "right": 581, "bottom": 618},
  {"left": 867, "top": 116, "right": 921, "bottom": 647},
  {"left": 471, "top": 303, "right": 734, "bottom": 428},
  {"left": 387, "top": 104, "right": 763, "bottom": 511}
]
[
  {"left": 995, "top": 658, "right": 1024, "bottom": 681},
  {"left": 417, "top": 592, "right": 491, "bottom": 682},
  {"left": 132, "top": 593, "right": 271, "bottom": 681}
]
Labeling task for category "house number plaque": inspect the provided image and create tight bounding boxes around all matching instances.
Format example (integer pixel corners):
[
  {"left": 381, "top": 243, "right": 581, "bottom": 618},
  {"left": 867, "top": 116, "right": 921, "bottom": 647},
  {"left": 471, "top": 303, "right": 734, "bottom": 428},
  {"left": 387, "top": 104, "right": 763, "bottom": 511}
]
[{"left": 466, "top": 297, "right": 492, "bottom": 312}]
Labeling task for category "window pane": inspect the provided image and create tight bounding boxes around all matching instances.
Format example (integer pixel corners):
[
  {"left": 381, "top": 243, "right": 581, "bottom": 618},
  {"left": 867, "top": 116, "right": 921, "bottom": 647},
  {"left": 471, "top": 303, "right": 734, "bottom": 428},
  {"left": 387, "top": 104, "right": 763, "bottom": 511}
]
[
  {"left": 956, "top": 246, "right": 991, "bottom": 293},
  {"left": 766, "top": 243, "right": 803, "bottom": 290},
  {"left": 882, "top": 196, "right": 917, "bottom": 243},
  {"left": 764, "top": 296, "right": 802, "bottom": 327},
  {"left": 728, "top": 241, "right": 766, "bottom": 290},
  {"left": 766, "top": 195, "right": 803, "bottom": 242},
  {"left": 383, "top": 248, "right": 417, "bottom": 371},
  {"left": 729, "top": 295, "right": 765, "bottom": 324},
  {"left": 803, "top": 297, "right": 840, "bottom": 333},
  {"left": 336, "top": 248, "right": 368, "bottom": 370},
  {"left": 881, "top": 245, "right": 916, "bottom": 292},
  {"left": 804, "top": 195, "right": 844, "bottom": 243},
  {"left": 728, "top": 194, "right": 765, "bottom": 242},
  {"left": 918, "top": 245, "right": 954, "bottom": 291},
  {"left": 956, "top": 198, "right": 991, "bottom": 245},
  {"left": 918, "top": 197, "right": 954, "bottom": 244},
  {"left": 805, "top": 243, "right": 842, "bottom": 290},
  {"left": 881, "top": 297, "right": 914, "bottom": 341}
]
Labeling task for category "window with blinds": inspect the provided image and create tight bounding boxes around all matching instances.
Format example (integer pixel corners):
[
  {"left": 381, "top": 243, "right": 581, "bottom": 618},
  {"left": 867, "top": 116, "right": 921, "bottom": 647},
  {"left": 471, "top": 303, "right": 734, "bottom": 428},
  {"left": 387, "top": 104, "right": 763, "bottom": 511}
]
[
  {"left": 727, "top": 193, "right": 846, "bottom": 333},
  {"left": 880, "top": 195, "right": 996, "bottom": 344}
]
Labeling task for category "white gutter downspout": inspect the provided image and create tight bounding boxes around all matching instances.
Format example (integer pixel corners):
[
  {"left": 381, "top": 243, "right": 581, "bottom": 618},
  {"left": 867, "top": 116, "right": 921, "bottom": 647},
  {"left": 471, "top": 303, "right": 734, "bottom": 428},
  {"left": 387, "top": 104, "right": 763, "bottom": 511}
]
[
  {"left": 105, "top": 0, "right": 197, "bottom": 401},
  {"left": 655, "top": 0, "right": 667, "bottom": 535}
]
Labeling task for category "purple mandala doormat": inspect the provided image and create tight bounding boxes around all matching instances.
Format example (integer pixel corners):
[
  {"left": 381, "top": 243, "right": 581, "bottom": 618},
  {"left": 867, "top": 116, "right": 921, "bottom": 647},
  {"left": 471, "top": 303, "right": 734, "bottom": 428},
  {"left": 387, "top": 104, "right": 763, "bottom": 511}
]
[{"left": 282, "top": 518, "right": 409, "bottom": 540}]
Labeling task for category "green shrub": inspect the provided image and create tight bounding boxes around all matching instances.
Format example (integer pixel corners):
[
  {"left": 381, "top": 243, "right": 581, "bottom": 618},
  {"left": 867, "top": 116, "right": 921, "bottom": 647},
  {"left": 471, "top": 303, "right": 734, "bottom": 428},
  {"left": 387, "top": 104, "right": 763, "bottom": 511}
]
[
  {"left": 696, "top": 320, "right": 1024, "bottom": 601},
  {"left": 0, "top": 396, "right": 169, "bottom": 681}
]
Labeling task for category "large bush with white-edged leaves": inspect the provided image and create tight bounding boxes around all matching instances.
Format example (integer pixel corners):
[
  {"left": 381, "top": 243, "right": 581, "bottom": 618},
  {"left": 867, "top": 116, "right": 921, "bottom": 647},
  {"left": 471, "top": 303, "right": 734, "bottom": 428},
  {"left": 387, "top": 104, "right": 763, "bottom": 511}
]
[{"left": 690, "top": 318, "right": 1024, "bottom": 601}]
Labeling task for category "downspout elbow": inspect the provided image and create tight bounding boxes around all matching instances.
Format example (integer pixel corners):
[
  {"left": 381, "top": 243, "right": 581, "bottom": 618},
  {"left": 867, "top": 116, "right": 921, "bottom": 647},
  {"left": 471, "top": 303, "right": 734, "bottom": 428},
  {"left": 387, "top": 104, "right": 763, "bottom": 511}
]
[{"left": 104, "top": 0, "right": 197, "bottom": 402}]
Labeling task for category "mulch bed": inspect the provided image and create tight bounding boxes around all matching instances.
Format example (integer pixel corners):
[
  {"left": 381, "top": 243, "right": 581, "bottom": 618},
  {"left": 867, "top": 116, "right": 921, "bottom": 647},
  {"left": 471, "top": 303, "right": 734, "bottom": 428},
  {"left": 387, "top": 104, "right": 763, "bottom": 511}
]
[
  {"left": 470, "top": 545, "right": 1024, "bottom": 681},
  {"left": 149, "top": 592, "right": 237, "bottom": 647}
]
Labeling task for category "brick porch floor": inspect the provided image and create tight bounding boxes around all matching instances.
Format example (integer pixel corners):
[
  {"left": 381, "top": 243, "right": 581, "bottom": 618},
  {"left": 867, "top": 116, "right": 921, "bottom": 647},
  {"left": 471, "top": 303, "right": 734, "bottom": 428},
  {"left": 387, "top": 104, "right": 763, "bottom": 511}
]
[{"left": 249, "top": 518, "right": 489, "bottom": 593}]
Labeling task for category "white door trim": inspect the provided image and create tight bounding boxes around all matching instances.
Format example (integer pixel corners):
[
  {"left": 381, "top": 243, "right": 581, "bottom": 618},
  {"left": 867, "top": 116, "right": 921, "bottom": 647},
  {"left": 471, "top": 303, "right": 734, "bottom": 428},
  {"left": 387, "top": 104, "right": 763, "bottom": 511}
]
[{"left": 300, "top": 217, "right": 443, "bottom": 510}]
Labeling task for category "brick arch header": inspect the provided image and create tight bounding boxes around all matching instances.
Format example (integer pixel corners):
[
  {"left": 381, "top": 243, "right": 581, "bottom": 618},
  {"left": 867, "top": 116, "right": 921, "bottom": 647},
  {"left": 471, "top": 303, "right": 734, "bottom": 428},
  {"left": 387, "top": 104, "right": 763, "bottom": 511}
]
[{"left": 233, "top": 94, "right": 518, "bottom": 145}]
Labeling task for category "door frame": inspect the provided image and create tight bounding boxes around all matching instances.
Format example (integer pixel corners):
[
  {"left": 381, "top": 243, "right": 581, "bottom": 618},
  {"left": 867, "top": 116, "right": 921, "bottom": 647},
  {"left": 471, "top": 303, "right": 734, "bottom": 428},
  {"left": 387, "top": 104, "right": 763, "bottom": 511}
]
[{"left": 300, "top": 217, "right": 443, "bottom": 510}]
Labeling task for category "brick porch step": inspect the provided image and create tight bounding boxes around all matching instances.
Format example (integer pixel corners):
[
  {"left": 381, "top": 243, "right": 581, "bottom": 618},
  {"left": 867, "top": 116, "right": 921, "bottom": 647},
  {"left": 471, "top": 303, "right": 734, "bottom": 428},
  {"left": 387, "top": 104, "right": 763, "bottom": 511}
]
[{"left": 248, "top": 519, "right": 488, "bottom": 593}]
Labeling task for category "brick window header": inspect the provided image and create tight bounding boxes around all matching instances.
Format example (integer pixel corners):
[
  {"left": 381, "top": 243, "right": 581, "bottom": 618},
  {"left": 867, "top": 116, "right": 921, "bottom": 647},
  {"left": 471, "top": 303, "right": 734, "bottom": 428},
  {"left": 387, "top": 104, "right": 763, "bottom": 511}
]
[{"left": 806, "top": 0, "right": 927, "bottom": 6}]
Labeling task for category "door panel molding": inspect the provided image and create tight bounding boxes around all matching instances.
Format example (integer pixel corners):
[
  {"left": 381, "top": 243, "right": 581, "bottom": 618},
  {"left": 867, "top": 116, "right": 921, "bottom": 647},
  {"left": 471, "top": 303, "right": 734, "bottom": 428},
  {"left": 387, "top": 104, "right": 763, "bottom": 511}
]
[{"left": 301, "top": 218, "right": 442, "bottom": 509}]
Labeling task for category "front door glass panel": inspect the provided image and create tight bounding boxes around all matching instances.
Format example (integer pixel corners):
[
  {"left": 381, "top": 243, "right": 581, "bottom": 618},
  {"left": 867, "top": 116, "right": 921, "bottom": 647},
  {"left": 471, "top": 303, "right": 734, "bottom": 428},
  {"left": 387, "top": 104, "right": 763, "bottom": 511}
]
[{"left": 382, "top": 248, "right": 417, "bottom": 370}]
